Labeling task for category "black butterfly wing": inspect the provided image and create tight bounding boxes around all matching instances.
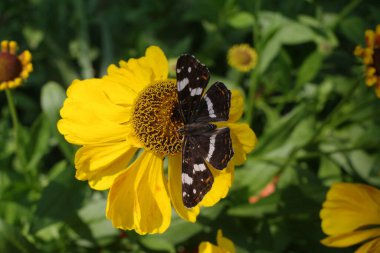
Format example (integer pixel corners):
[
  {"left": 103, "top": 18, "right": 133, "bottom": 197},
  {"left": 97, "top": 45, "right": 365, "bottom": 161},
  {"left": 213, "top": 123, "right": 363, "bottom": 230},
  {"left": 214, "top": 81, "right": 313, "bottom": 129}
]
[
  {"left": 182, "top": 135, "right": 214, "bottom": 208},
  {"left": 195, "top": 81, "right": 231, "bottom": 123},
  {"left": 196, "top": 127, "right": 234, "bottom": 170},
  {"left": 176, "top": 54, "right": 210, "bottom": 124}
]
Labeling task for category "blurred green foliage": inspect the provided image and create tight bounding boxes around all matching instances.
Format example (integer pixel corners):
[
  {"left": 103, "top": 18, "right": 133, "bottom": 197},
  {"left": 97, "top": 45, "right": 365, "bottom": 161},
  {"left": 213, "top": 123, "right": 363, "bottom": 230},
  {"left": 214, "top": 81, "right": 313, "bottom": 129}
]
[{"left": 1, "top": 0, "right": 380, "bottom": 252}]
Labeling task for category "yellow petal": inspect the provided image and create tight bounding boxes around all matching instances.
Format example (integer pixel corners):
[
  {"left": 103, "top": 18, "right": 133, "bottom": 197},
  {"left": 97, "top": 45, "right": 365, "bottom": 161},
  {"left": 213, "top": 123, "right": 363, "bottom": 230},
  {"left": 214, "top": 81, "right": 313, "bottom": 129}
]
[
  {"left": 58, "top": 78, "right": 132, "bottom": 145},
  {"left": 375, "top": 83, "right": 380, "bottom": 98},
  {"left": 75, "top": 141, "right": 138, "bottom": 190},
  {"left": 228, "top": 123, "right": 257, "bottom": 165},
  {"left": 321, "top": 228, "right": 380, "bottom": 248},
  {"left": 229, "top": 89, "right": 244, "bottom": 123},
  {"left": 355, "top": 237, "right": 380, "bottom": 253},
  {"left": 199, "top": 242, "right": 225, "bottom": 253},
  {"left": 167, "top": 153, "right": 200, "bottom": 222},
  {"left": 200, "top": 163, "right": 233, "bottom": 207},
  {"left": 105, "top": 46, "right": 168, "bottom": 95},
  {"left": 217, "top": 230, "right": 236, "bottom": 253},
  {"left": 354, "top": 46, "right": 364, "bottom": 57},
  {"left": 144, "top": 46, "right": 169, "bottom": 81},
  {"left": 106, "top": 151, "right": 171, "bottom": 234},
  {"left": 320, "top": 183, "right": 380, "bottom": 236}
]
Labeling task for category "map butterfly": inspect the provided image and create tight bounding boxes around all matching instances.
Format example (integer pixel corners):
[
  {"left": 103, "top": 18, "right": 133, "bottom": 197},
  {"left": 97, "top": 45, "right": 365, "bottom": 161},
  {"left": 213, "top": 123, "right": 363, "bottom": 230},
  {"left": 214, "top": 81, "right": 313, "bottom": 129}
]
[{"left": 176, "top": 54, "right": 234, "bottom": 208}]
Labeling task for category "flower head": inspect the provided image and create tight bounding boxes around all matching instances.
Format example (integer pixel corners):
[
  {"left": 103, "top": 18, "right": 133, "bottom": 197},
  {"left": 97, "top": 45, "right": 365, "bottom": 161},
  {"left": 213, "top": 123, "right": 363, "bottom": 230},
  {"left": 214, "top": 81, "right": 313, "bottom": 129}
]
[
  {"left": 199, "top": 229, "right": 235, "bottom": 253},
  {"left": 320, "top": 183, "right": 380, "bottom": 252},
  {"left": 0, "top": 40, "right": 33, "bottom": 90},
  {"left": 354, "top": 25, "right": 380, "bottom": 97},
  {"left": 58, "top": 46, "right": 257, "bottom": 234},
  {"left": 227, "top": 44, "right": 258, "bottom": 72}
]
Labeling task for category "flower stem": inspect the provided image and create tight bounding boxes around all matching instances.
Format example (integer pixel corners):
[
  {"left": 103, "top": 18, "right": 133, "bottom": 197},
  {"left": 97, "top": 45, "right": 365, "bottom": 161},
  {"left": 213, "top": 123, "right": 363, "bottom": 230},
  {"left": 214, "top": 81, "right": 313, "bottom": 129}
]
[
  {"left": 5, "top": 89, "right": 19, "bottom": 135},
  {"left": 5, "top": 89, "right": 25, "bottom": 165}
]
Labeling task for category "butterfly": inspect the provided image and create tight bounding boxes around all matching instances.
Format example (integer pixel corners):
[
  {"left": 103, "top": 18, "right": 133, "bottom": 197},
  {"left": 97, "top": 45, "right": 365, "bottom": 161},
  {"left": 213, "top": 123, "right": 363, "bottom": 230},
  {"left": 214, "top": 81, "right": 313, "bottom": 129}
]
[{"left": 176, "top": 54, "right": 234, "bottom": 208}]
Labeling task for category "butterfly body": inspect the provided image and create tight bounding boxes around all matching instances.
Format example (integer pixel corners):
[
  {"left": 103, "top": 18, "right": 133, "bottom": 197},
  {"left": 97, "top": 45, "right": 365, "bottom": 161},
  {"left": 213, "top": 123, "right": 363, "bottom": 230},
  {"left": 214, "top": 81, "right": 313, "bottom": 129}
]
[
  {"left": 179, "top": 123, "right": 216, "bottom": 136},
  {"left": 176, "top": 54, "right": 234, "bottom": 208}
]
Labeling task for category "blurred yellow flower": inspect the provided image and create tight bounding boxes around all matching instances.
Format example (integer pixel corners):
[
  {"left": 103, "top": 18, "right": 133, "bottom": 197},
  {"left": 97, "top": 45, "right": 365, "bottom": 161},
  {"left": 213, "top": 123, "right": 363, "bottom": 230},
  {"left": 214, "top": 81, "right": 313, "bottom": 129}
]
[
  {"left": 0, "top": 40, "right": 33, "bottom": 90},
  {"left": 199, "top": 230, "right": 235, "bottom": 253},
  {"left": 354, "top": 25, "right": 380, "bottom": 97},
  {"left": 320, "top": 183, "right": 380, "bottom": 252},
  {"left": 227, "top": 44, "right": 258, "bottom": 72},
  {"left": 57, "top": 46, "right": 257, "bottom": 234}
]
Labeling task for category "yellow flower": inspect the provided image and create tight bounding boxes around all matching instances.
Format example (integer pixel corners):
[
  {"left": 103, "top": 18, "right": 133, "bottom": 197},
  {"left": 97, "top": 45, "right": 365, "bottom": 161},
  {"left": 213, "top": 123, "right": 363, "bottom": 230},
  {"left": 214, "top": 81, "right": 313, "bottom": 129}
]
[
  {"left": 354, "top": 25, "right": 380, "bottom": 97},
  {"left": 320, "top": 183, "right": 380, "bottom": 252},
  {"left": 0, "top": 40, "right": 33, "bottom": 90},
  {"left": 57, "top": 46, "right": 257, "bottom": 234},
  {"left": 227, "top": 44, "right": 258, "bottom": 72},
  {"left": 199, "top": 230, "right": 235, "bottom": 253}
]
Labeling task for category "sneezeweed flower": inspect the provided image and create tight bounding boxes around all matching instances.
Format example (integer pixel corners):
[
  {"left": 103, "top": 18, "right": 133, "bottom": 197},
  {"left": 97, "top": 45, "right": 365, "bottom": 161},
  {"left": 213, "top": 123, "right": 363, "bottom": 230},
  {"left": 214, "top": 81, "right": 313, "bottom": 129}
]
[
  {"left": 354, "top": 25, "right": 380, "bottom": 97},
  {"left": 57, "top": 46, "right": 257, "bottom": 234},
  {"left": 227, "top": 43, "right": 258, "bottom": 72},
  {"left": 0, "top": 40, "right": 33, "bottom": 90},
  {"left": 199, "top": 230, "right": 235, "bottom": 253},
  {"left": 320, "top": 183, "right": 380, "bottom": 252}
]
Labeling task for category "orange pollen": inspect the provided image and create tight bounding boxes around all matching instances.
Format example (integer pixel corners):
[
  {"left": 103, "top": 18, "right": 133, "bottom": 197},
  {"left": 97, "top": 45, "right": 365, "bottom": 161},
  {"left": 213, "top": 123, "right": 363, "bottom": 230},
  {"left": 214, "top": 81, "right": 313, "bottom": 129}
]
[
  {"left": 132, "top": 80, "right": 184, "bottom": 155},
  {"left": 0, "top": 52, "right": 22, "bottom": 82}
]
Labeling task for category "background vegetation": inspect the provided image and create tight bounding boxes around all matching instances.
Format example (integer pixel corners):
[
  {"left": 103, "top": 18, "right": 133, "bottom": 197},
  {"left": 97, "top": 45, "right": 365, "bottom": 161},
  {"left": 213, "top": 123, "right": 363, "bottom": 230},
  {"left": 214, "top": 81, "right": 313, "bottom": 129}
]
[{"left": 1, "top": 0, "right": 380, "bottom": 252}]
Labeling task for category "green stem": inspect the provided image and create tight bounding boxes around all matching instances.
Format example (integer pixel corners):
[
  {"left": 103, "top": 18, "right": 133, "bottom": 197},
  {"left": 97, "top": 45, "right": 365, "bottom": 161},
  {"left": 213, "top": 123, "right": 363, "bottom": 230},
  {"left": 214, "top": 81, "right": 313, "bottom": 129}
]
[
  {"left": 5, "top": 90, "right": 26, "bottom": 166},
  {"left": 5, "top": 89, "right": 19, "bottom": 134}
]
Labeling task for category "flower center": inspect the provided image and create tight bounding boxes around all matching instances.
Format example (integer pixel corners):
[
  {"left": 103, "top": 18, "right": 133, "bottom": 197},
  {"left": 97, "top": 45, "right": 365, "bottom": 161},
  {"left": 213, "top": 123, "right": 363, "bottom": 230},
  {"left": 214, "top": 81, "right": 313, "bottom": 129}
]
[
  {"left": 373, "top": 48, "right": 380, "bottom": 76},
  {"left": 132, "top": 80, "right": 184, "bottom": 155},
  {"left": 236, "top": 49, "right": 253, "bottom": 66},
  {"left": 0, "top": 52, "right": 22, "bottom": 82}
]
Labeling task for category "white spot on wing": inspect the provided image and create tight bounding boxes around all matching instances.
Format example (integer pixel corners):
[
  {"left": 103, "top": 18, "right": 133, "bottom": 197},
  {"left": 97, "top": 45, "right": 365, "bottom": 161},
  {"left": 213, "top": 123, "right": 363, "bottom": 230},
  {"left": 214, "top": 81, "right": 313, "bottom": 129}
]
[
  {"left": 177, "top": 68, "right": 181, "bottom": 73},
  {"left": 188, "top": 67, "right": 192, "bottom": 73},
  {"left": 207, "top": 134, "right": 216, "bottom": 161},
  {"left": 178, "top": 78, "right": 189, "bottom": 91},
  {"left": 182, "top": 173, "right": 193, "bottom": 185},
  {"left": 204, "top": 95, "right": 217, "bottom": 118},
  {"left": 194, "top": 163, "right": 207, "bottom": 172},
  {"left": 190, "top": 87, "right": 202, "bottom": 96},
  {"left": 193, "top": 189, "right": 196, "bottom": 194},
  {"left": 183, "top": 192, "right": 186, "bottom": 197}
]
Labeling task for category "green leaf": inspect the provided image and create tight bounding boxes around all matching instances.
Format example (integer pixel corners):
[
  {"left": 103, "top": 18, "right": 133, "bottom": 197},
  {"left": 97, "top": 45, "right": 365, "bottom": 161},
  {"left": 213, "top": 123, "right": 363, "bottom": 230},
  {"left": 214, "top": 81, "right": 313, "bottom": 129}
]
[
  {"left": 31, "top": 162, "right": 86, "bottom": 233},
  {"left": 227, "top": 12, "right": 255, "bottom": 29},
  {"left": 228, "top": 193, "right": 280, "bottom": 217},
  {"left": 0, "top": 219, "right": 37, "bottom": 253},
  {"left": 140, "top": 236, "right": 175, "bottom": 253},
  {"left": 296, "top": 51, "right": 324, "bottom": 87},
  {"left": 276, "top": 23, "right": 316, "bottom": 45},
  {"left": 253, "top": 104, "right": 309, "bottom": 155},
  {"left": 147, "top": 217, "right": 203, "bottom": 245}
]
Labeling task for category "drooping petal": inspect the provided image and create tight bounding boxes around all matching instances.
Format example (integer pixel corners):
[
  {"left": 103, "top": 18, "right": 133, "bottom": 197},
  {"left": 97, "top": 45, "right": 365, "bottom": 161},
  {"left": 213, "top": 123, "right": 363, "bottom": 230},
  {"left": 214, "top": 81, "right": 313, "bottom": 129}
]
[
  {"left": 355, "top": 237, "right": 380, "bottom": 253},
  {"left": 217, "top": 230, "right": 236, "bottom": 253},
  {"left": 200, "top": 163, "right": 233, "bottom": 207},
  {"left": 106, "top": 151, "right": 171, "bottom": 234},
  {"left": 320, "top": 228, "right": 380, "bottom": 248},
  {"left": 320, "top": 183, "right": 380, "bottom": 236},
  {"left": 229, "top": 89, "right": 244, "bottom": 123},
  {"left": 168, "top": 153, "right": 200, "bottom": 222},
  {"left": 228, "top": 123, "right": 257, "bottom": 165},
  {"left": 75, "top": 141, "right": 138, "bottom": 190},
  {"left": 57, "top": 78, "right": 132, "bottom": 145}
]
